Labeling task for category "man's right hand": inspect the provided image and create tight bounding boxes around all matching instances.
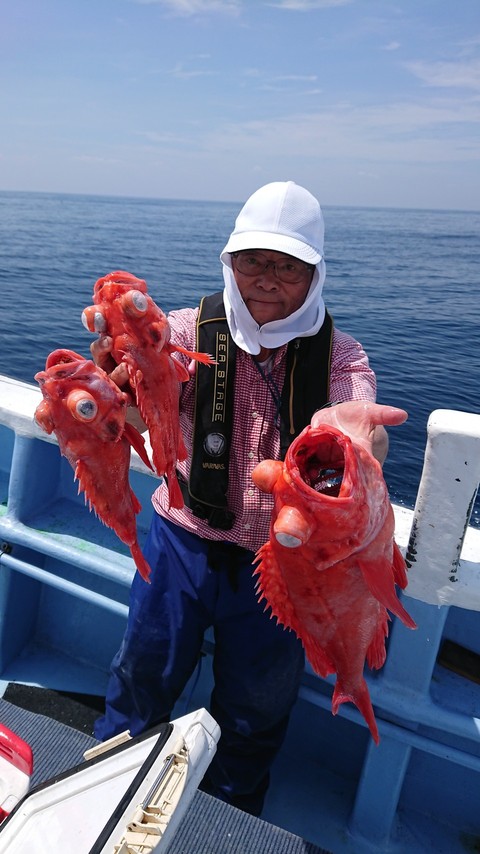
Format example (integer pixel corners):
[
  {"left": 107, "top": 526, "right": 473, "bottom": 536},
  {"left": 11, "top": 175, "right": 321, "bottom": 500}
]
[
  {"left": 90, "top": 335, "right": 130, "bottom": 390},
  {"left": 91, "top": 336, "right": 148, "bottom": 432}
]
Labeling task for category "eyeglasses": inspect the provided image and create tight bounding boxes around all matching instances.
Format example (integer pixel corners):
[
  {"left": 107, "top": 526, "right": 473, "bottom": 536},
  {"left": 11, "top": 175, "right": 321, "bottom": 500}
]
[{"left": 232, "top": 251, "right": 314, "bottom": 284}]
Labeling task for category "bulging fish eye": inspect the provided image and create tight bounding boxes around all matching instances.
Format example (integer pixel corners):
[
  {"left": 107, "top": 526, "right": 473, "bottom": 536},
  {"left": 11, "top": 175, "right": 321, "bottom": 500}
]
[
  {"left": 275, "top": 532, "right": 303, "bottom": 548},
  {"left": 81, "top": 306, "right": 107, "bottom": 333},
  {"left": 67, "top": 390, "right": 98, "bottom": 422},
  {"left": 122, "top": 290, "right": 148, "bottom": 316}
]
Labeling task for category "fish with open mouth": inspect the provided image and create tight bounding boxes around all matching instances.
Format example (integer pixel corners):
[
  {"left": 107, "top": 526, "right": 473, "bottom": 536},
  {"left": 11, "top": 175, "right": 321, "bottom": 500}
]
[
  {"left": 82, "top": 270, "right": 215, "bottom": 509},
  {"left": 34, "top": 349, "right": 153, "bottom": 582},
  {"left": 252, "top": 423, "right": 416, "bottom": 744}
]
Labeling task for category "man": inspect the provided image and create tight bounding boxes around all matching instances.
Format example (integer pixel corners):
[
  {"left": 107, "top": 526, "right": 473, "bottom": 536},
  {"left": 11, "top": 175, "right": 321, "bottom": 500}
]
[{"left": 93, "top": 181, "right": 406, "bottom": 815}]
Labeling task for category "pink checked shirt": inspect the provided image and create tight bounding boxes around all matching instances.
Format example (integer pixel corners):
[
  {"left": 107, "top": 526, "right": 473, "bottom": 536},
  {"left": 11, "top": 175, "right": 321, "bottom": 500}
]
[{"left": 152, "top": 306, "right": 376, "bottom": 552}]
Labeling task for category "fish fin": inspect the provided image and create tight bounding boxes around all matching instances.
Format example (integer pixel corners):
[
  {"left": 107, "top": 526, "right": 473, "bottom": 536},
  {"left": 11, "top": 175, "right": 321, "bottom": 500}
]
[
  {"left": 366, "top": 611, "right": 389, "bottom": 670},
  {"left": 357, "top": 557, "right": 417, "bottom": 630},
  {"left": 75, "top": 460, "right": 103, "bottom": 518},
  {"left": 172, "top": 358, "right": 190, "bottom": 383},
  {"left": 165, "top": 469, "right": 185, "bottom": 510},
  {"left": 130, "top": 542, "right": 152, "bottom": 583},
  {"left": 301, "top": 638, "right": 335, "bottom": 679},
  {"left": 129, "top": 487, "right": 142, "bottom": 516},
  {"left": 169, "top": 343, "right": 216, "bottom": 366},
  {"left": 254, "top": 543, "right": 297, "bottom": 629},
  {"left": 132, "top": 377, "right": 187, "bottom": 474},
  {"left": 255, "top": 545, "right": 335, "bottom": 677},
  {"left": 123, "top": 421, "right": 154, "bottom": 471},
  {"left": 176, "top": 431, "right": 188, "bottom": 461},
  {"left": 76, "top": 459, "right": 143, "bottom": 541},
  {"left": 332, "top": 677, "right": 380, "bottom": 745},
  {"left": 392, "top": 540, "right": 409, "bottom": 588}
]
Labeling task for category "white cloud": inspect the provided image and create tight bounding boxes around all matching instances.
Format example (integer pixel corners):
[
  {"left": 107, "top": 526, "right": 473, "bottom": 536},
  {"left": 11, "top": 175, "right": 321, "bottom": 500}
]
[
  {"left": 273, "top": 74, "right": 318, "bottom": 82},
  {"left": 169, "top": 61, "right": 216, "bottom": 78},
  {"left": 134, "top": 0, "right": 241, "bottom": 14},
  {"left": 382, "top": 41, "right": 400, "bottom": 52},
  {"left": 266, "top": 0, "right": 351, "bottom": 9},
  {"left": 407, "top": 58, "right": 480, "bottom": 91}
]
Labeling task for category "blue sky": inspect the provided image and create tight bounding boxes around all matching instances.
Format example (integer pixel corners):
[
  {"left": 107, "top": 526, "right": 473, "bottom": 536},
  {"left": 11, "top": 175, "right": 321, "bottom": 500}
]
[{"left": 2, "top": 0, "right": 479, "bottom": 209}]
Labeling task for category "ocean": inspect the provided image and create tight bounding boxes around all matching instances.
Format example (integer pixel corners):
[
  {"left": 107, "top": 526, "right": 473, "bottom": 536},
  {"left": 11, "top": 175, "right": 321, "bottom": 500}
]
[{"left": 0, "top": 190, "right": 479, "bottom": 526}]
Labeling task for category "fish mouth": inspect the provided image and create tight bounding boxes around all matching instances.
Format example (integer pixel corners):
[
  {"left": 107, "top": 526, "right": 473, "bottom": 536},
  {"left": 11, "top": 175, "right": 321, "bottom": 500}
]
[{"left": 295, "top": 436, "right": 345, "bottom": 497}]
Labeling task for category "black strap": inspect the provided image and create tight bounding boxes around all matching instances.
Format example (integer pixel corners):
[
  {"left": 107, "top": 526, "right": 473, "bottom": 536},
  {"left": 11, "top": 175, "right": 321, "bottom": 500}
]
[{"left": 184, "top": 294, "right": 236, "bottom": 530}]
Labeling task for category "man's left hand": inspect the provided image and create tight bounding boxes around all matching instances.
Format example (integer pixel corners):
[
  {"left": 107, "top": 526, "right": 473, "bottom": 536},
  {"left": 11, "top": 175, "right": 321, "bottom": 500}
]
[{"left": 310, "top": 401, "right": 408, "bottom": 464}]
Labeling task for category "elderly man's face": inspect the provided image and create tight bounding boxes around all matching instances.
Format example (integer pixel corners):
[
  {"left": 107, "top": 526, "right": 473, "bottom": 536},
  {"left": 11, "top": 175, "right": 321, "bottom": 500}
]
[{"left": 232, "top": 249, "right": 315, "bottom": 326}]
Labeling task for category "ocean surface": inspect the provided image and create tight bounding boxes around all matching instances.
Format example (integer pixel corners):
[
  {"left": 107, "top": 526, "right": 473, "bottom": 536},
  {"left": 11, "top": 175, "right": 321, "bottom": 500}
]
[{"left": 0, "top": 190, "right": 479, "bottom": 527}]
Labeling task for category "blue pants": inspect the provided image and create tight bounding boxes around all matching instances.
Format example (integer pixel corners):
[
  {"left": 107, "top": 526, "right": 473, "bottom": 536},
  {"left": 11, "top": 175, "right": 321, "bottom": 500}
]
[{"left": 95, "top": 513, "right": 305, "bottom": 815}]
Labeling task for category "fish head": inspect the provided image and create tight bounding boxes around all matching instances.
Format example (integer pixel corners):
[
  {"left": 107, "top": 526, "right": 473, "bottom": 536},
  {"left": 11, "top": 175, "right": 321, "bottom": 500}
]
[
  {"left": 269, "top": 424, "right": 377, "bottom": 558},
  {"left": 34, "top": 350, "right": 129, "bottom": 443},
  {"left": 90, "top": 271, "right": 170, "bottom": 352}
]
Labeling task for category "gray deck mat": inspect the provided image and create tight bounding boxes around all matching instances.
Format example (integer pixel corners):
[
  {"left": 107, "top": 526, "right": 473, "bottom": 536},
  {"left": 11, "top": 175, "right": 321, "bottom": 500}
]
[
  {"left": 0, "top": 696, "right": 97, "bottom": 786},
  {"left": 0, "top": 697, "right": 331, "bottom": 853},
  {"left": 170, "top": 793, "right": 331, "bottom": 853}
]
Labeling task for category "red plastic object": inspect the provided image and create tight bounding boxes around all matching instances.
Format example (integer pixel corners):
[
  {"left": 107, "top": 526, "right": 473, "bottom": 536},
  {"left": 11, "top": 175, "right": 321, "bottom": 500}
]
[{"left": 0, "top": 724, "right": 33, "bottom": 820}]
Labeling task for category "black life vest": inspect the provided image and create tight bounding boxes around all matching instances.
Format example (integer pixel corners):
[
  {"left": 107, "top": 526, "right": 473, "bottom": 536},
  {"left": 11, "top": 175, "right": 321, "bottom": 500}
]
[{"left": 177, "top": 292, "right": 333, "bottom": 530}]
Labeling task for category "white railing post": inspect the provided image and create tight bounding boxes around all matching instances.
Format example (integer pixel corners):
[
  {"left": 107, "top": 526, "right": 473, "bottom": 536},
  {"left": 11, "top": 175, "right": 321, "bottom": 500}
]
[{"left": 404, "top": 409, "right": 480, "bottom": 609}]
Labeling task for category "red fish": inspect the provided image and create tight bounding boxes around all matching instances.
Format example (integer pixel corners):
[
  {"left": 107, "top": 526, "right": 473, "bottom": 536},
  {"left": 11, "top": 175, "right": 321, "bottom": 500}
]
[
  {"left": 82, "top": 271, "right": 214, "bottom": 509},
  {"left": 252, "top": 424, "right": 416, "bottom": 744},
  {"left": 34, "top": 349, "right": 153, "bottom": 582}
]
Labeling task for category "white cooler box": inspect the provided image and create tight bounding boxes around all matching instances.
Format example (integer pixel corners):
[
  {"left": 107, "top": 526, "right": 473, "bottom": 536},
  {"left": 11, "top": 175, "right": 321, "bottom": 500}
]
[{"left": 0, "top": 708, "right": 220, "bottom": 854}]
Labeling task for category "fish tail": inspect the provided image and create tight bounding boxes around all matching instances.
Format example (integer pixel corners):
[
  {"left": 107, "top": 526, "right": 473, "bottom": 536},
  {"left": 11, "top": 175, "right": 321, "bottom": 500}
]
[
  {"left": 332, "top": 678, "right": 380, "bottom": 745},
  {"left": 130, "top": 542, "right": 152, "bottom": 584}
]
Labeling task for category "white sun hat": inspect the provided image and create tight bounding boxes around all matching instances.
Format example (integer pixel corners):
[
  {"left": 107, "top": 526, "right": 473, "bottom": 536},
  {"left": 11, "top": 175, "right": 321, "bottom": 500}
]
[
  {"left": 221, "top": 181, "right": 324, "bottom": 264},
  {"left": 220, "top": 181, "right": 327, "bottom": 355}
]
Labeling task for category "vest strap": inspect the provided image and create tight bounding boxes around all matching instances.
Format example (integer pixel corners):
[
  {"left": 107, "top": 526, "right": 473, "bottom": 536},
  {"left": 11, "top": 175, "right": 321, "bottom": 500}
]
[{"left": 186, "top": 294, "right": 237, "bottom": 529}]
